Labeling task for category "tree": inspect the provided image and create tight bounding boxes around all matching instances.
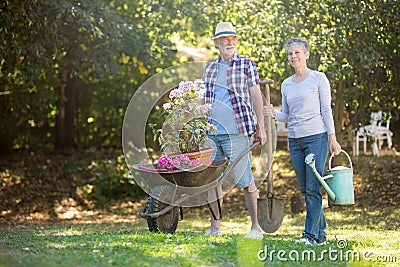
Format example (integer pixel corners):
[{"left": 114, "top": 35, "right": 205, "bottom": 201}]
[
  {"left": 1, "top": 0, "right": 399, "bottom": 152},
  {"left": 0, "top": 0, "right": 175, "bottom": 151}
]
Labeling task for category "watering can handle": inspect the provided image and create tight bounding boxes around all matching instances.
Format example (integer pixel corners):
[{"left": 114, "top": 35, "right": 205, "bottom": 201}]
[{"left": 328, "top": 150, "right": 353, "bottom": 171}]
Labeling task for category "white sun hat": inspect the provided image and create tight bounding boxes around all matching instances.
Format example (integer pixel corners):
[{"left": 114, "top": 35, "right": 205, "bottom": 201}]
[{"left": 211, "top": 22, "right": 239, "bottom": 40}]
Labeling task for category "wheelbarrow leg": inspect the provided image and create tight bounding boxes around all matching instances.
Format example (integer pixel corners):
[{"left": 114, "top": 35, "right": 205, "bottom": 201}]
[
  {"left": 179, "top": 207, "right": 183, "bottom": 221},
  {"left": 205, "top": 187, "right": 223, "bottom": 220}
]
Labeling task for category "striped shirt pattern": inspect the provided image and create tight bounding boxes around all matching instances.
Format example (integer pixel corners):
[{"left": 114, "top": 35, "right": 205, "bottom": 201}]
[{"left": 203, "top": 53, "right": 260, "bottom": 136}]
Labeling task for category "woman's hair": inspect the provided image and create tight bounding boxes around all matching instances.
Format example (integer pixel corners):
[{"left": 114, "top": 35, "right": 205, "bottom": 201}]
[{"left": 284, "top": 37, "right": 310, "bottom": 54}]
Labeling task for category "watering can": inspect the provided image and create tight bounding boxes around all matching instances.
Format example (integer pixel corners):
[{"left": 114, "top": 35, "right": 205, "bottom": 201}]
[{"left": 305, "top": 150, "right": 355, "bottom": 206}]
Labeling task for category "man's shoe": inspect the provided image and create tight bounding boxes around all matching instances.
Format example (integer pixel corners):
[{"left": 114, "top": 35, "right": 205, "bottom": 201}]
[
  {"left": 204, "top": 229, "right": 222, "bottom": 236},
  {"left": 244, "top": 229, "right": 263, "bottom": 240}
]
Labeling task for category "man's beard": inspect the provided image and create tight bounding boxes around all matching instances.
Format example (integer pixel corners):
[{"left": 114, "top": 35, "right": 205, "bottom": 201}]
[{"left": 220, "top": 45, "right": 236, "bottom": 58}]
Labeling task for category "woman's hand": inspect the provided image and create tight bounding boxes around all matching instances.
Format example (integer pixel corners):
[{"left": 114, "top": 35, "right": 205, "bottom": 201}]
[
  {"left": 262, "top": 104, "right": 275, "bottom": 118},
  {"left": 329, "top": 134, "right": 341, "bottom": 155}
]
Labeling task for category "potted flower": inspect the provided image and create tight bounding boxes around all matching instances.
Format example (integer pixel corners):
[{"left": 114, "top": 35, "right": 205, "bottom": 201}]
[{"left": 150, "top": 79, "right": 216, "bottom": 169}]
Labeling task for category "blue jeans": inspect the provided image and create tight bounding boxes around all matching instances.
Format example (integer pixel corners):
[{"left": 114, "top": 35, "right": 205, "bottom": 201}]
[
  {"left": 208, "top": 134, "right": 254, "bottom": 188},
  {"left": 289, "top": 132, "right": 328, "bottom": 243}
]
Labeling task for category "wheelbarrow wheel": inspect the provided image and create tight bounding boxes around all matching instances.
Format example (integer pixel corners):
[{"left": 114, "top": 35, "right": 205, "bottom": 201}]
[{"left": 146, "top": 184, "right": 179, "bottom": 234}]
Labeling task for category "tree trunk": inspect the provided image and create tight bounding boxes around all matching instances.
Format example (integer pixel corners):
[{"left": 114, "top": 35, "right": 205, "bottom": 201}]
[
  {"left": 332, "top": 80, "right": 348, "bottom": 166},
  {"left": 55, "top": 70, "right": 78, "bottom": 152},
  {"left": 333, "top": 80, "right": 345, "bottom": 145}
]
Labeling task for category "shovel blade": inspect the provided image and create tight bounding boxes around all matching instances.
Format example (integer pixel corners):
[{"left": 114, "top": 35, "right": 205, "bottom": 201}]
[{"left": 257, "top": 196, "right": 284, "bottom": 233}]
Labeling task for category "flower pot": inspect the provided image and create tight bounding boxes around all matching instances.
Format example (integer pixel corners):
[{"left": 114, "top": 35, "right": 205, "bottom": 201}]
[{"left": 184, "top": 148, "right": 214, "bottom": 166}]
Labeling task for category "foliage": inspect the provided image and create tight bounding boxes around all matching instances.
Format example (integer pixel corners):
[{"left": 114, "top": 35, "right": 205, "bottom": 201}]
[
  {"left": 83, "top": 155, "right": 136, "bottom": 205},
  {"left": 1, "top": 0, "right": 136, "bottom": 150},
  {"left": 0, "top": 149, "right": 144, "bottom": 221},
  {"left": 168, "top": 0, "right": 400, "bottom": 148},
  {"left": 73, "top": 153, "right": 145, "bottom": 206},
  {"left": 1, "top": 0, "right": 399, "bottom": 152},
  {"left": 0, "top": 0, "right": 176, "bottom": 151}
]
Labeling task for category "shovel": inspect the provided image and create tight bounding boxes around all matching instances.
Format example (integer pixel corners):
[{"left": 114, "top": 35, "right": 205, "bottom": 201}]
[{"left": 257, "top": 80, "right": 285, "bottom": 233}]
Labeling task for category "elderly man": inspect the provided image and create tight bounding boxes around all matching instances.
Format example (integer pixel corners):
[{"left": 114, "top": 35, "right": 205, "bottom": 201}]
[{"left": 202, "top": 22, "right": 266, "bottom": 239}]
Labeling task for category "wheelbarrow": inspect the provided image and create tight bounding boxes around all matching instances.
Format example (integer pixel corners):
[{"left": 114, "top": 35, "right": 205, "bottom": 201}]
[{"left": 132, "top": 141, "right": 265, "bottom": 234}]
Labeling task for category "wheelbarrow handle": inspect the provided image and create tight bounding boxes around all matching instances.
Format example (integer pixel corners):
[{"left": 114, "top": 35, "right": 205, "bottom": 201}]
[
  {"left": 250, "top": 140, "right": 261, "bottom": 149},
  {"left": 140, "top": 204, "right": 178, "bottom": 219}
]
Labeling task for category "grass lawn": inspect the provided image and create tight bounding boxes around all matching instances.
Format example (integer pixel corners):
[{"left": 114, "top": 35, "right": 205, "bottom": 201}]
[
  {"left": 1, "top": 151, "right": 399, "bottom": 266},
  {"left": 1, "top": 207, "right": 399, "bottom": 267}
]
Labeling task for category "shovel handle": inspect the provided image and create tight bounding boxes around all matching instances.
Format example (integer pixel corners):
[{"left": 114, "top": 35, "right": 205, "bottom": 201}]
[{"left": 260, "top": 80, "right": 274, "bottom": 193}]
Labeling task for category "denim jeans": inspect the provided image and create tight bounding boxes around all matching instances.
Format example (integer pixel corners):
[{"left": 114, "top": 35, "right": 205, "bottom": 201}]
[
  {"left": 289, "top": 132, "right": 328, "bottom": 243},
  {"left": 208, "top": 134, "right": 254, "bottom": 188}
]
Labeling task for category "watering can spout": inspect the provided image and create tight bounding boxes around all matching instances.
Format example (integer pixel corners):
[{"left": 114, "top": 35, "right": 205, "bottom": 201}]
[{"left": 305, "top": 154, "right": 336, "bottom": 201}]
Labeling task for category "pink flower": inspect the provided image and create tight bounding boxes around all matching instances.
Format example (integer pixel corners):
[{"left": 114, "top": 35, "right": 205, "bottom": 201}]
[
  {"left": 163, "top": 103, "right": 172, "bottom": 110},
  {"left": 169, "top": 88, "right": 184, "bottom": 99},
  {"left": 171, "top": 157, "right": 181, "bottom": 168},
  {"left": 190, "top": 158, "right": 200, "bottom": 166},
  {"left": 157, "top": 154, "right": 170, "bottom": 167},
  {"left": 167, "top": 164, "right": 175, "bottom": 169},
  {"left": 179, "top": 81, "right": 194, "bottom": 93},
  {"left": 180, "top": 155, "right": 190, "bottom": 164},
  {"left": 157, "top": 153, "right": 202, "bottom": 170}
]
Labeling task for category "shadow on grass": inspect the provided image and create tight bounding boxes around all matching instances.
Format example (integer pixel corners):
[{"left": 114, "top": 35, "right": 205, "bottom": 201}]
[{"left": 283, "top": 205, "right": 399, "bottom": 234}]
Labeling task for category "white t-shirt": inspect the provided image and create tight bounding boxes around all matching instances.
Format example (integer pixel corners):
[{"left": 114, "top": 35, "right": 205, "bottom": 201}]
[{"left": 210, "top": 61, "right": 238, "bottom": 134}]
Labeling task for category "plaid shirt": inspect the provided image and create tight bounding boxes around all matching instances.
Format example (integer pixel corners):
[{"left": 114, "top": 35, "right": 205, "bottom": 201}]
[{"left": 203, "top": 53, "right": 260, "bottom": 136}]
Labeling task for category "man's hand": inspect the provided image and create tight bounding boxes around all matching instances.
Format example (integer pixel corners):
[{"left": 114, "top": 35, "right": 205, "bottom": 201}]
[{"left": 256, "top": 125, "right": 267, "bottom": 145}]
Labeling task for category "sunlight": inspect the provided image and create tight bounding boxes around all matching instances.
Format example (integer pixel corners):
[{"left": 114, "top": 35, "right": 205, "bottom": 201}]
[
  {"left": 221, "top": 219, "right": 249, "bottom": 234},
  {"left": 177, "top": 219, "right": 209, "bottom": 232},
  {"left": 51, "top": 228, "right": 85, "bottom": 237}
]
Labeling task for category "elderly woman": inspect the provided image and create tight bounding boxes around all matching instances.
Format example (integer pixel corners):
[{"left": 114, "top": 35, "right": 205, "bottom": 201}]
[{"left": 265, "top": 37, "right": 341, "bottom": 245}]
